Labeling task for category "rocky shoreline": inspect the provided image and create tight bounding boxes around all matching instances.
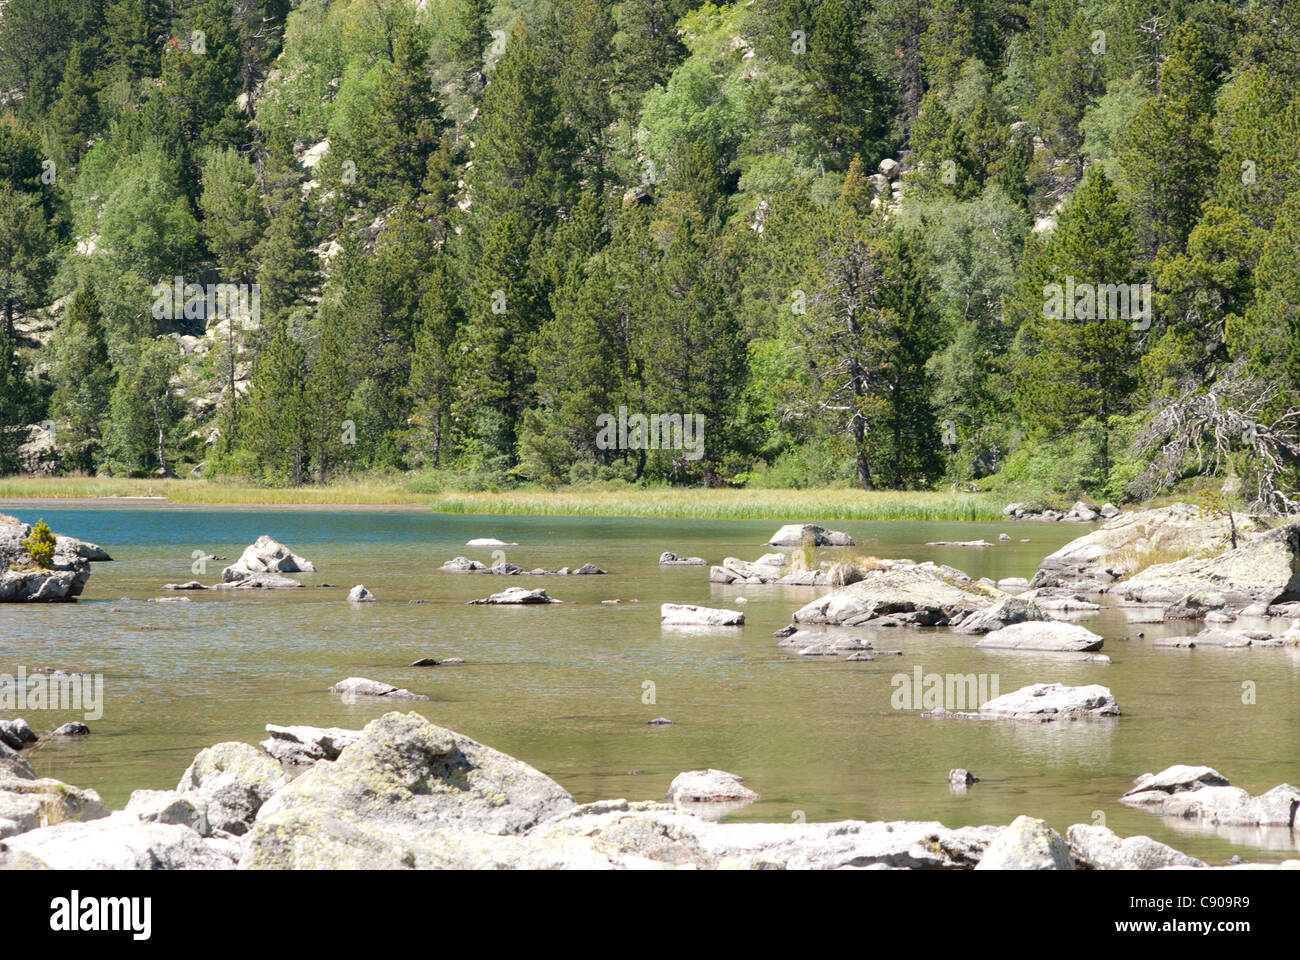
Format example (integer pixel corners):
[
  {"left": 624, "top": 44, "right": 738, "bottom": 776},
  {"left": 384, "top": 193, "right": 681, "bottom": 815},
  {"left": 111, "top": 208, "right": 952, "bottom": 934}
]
[{"left": 3, "top": 712, "right": 1294, "bottom": 870}]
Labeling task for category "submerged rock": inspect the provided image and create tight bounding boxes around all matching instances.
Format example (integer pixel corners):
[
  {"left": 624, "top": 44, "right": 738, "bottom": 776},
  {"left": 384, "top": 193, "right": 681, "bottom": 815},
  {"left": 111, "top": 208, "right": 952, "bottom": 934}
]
[
  {"left": 329, "top": 677, "right": 430, "bottom": 701},
  {"left": 767, "top": 524, "right": 854, "bottom": 547},
  {"left": 212, "top": 572, "right": 304, "bottom": 590},
  {"left": 660, "top": 603, "right": 744, "bottom": 626},
  {"left": 465, "top": 538, "right": 517, "bottom": 547},
  {"left": 659, "top": 552, "right": 706, "bottom": 566},
  {"left": 467, "top": 587, "right": 560, "bottom": 604}
]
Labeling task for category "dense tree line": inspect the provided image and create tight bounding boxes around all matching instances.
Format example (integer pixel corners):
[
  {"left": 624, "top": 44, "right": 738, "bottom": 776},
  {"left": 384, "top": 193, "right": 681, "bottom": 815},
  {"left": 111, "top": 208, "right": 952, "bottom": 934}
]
[{"left": 1, "top": 0, "right": 1299, "bottom": 507}]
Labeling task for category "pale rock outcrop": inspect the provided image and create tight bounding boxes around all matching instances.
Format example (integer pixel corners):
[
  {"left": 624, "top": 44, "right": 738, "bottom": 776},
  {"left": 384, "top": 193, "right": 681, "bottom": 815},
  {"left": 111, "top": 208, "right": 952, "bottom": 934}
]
[
  {"left": 767, "top": 524, "right": 854, "bottom": 547},
  {"left": 975, "top": 621, "right": 1104, "bottom": 652},
  {"left": 973, "top": 816, "right": 1074, "bottom": 870},
  {"left": 660, "top": 603, "right": 745, "bottom": 626},
  {"left": 1066, "top": 823, "right": 1206, "bottom": 869}
]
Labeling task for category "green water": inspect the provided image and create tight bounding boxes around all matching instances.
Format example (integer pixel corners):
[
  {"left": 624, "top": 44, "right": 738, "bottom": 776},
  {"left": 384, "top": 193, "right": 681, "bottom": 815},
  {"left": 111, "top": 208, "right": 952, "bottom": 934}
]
[{"left": 2, "top": 501, "right": 1297, "bottom": 864}]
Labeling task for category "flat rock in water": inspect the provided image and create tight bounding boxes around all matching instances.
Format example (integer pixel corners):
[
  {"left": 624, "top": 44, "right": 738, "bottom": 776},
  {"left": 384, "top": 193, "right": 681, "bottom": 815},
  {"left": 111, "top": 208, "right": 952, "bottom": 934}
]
[
  {"left": 329, "top": 677, "right": 430, "bottom": 701},
  {"left": 973, "top": 816, "right": 1074, "bottom": 870},
  {"left": 659, "top": 552, "right": 706, "bottom": 566},
  {"left": 665, "top": 769, "right": 758, "bottom": 803},
  {"left": 212, "top": 572, "right": 304, "bottom": 589},
  {"left": 465, "top": 538, "right": 517, "bottom": 547},
  {"left": 162, "top": 581, "right": 207, "bottom": 590},
  {"left": 767, "top": 523, "right": 854, "bottom": 547},
  {"left": 468, "top": 587, "right": 560, "bottom": 605},
  {"left": 975, "top": 621, "right": 1104, "bottom": 652},
  {"left": 1120, "top": 765, "right": 1231, "bottom": 806},
  {"left": 928, "top": 683, "right": 1119, "bottom": 722},
  {"left": 660, "top": 603, "right": 744, "bottom": 626}
]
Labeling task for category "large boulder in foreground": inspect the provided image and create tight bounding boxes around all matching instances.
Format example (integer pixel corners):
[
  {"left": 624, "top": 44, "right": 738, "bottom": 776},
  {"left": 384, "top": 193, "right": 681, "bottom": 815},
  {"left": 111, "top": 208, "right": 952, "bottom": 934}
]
[
  {"left": 176, "top": 741, "right": 290, "bottom": 836},
  {"left": 792, "top": 562, "right": 1000, "bottom": 627},
  {"left": 1031, "top": 502, "right": 1267, "bottom": 591},
  {"left": 975, "top": 621, "right": 1104, "bottom": 652},
  {"left": 241, "top": 712, "right": 579, "bottom": 867},
  {"left": 973, "top": 816, "right": 1073, "bottom": 870},
  {"left": 768, "top": 524, "right": 854, "bottom": 547},
  {"left": 2, "top": 813, "right": 239, "bottom": 869},
  {"left": 1066, "top": 824, "right": 1206, "bottom": 869},
  {"left": 0, "top": 771, "right": 109, "bottom": 839},
  {"left": 1117, "top": 522, "right": 1300, "bottom": 611},
  {"left": 222, "top": 535, "right": 316, "bottom": 583},
  {"left": 928, "top": 683, "right": 1120, "bottom": 722}
]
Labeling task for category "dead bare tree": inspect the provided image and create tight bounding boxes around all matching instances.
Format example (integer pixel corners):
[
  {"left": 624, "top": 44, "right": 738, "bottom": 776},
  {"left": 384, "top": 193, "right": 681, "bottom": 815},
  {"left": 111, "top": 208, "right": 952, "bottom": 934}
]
[{"left": 1128, "top": 359, "right": 1300, "bottom": 514}]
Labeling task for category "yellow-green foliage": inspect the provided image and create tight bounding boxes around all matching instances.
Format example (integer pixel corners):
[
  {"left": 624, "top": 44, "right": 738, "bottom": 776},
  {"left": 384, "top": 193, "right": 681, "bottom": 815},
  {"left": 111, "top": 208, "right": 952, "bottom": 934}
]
[{"left": 22, "top": 519, "right": 56, "bottom": 569}]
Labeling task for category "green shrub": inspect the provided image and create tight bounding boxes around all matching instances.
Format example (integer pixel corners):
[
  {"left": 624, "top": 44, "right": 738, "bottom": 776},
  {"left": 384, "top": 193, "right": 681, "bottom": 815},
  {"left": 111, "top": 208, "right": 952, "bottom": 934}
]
[{"left": 22, "top": 519, "right": 57, "bottom": 569}]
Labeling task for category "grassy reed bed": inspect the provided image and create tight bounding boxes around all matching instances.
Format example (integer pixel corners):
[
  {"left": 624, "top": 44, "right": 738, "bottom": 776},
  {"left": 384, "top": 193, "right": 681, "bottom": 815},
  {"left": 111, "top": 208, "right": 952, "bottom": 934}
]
[
  {"left": 0, "top": 476, "right": 1008, "bottom": 520},
  {"left": 0, "top": 476, "right": 429, "bottom": 505},
  {"left": 425, "top": 487, "right": 1006, "bottom": 521}
]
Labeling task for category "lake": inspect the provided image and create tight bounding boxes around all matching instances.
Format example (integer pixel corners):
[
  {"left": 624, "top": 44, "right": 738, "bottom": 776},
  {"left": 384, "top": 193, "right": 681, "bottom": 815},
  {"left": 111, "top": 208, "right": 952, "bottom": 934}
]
[{"left": 3, "top": 501, "right": 1297, "bottom": 863}]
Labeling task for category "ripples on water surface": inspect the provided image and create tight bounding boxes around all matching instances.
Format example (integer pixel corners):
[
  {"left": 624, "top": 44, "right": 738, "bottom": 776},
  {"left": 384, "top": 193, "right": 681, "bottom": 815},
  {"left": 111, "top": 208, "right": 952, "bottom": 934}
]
[{"left": 2, "top": 501, "right": 1297, "bottom": 863}]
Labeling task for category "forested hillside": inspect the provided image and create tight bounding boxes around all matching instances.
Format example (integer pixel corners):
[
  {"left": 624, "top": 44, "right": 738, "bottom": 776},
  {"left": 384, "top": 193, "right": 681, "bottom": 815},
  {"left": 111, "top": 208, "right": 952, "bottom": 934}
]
[{"left": 1, "top": 0, "right": 1299, "bottom": 508}]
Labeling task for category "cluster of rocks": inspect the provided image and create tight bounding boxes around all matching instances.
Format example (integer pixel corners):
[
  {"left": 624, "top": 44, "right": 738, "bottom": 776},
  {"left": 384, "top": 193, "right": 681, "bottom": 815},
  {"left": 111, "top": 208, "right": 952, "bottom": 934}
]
[
  {"left": 659, "top": 552, "right": 706, "bottom": 566},
  {"left": 1120, "top": 764, "right": 1300, "bottom": 829},
  {"left": 0, "top": 515, "right": 112, "bottom": 602},
  {"left": 3, "top": 713, "right": 1286, "bottom": 870},
  {"left": 709, "top": 552, "right": 867, "bottom": 588},
  {"left": 206, "top": 536, "right": 317, "bottom": 590},
  {"left": 1004, "top": 501, "right": 1119, "bottom": 523},
  {"left": 440, "top": 556, "right": 605, "bottom": 576}
]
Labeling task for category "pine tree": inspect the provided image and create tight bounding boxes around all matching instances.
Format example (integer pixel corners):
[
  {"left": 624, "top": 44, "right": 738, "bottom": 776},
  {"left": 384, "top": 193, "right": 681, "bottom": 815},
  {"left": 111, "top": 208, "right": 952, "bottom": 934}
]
[{"left": 51, "top": 281, "right": 114, "bottom": 472}]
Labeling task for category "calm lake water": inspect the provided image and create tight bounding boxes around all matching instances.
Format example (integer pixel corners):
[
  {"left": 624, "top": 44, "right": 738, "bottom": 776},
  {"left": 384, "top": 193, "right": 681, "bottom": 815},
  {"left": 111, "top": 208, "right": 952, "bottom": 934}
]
[{"left": 3, "top": 500, "right": 1298, "bottom": 864}]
